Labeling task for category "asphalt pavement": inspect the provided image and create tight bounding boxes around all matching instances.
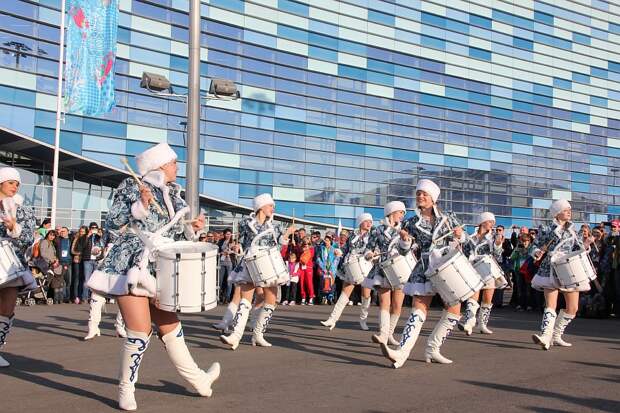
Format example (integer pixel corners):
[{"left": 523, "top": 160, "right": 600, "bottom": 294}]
[{"left": 1, "top": 302, "right": 619, "bottom": 412}]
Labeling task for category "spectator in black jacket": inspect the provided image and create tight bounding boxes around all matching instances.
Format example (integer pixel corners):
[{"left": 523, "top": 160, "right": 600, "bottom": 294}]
[{"left": 80, "top": 222, "right": 104, "bottom": 301}]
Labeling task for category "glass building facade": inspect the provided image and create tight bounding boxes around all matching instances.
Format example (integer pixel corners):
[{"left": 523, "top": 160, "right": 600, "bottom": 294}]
[{"left": 1, "top": 0, "right": 620, "bottom": 229}]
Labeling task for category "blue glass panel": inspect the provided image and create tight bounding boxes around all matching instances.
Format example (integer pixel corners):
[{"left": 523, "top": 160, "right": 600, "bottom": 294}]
[
  {"left": 421, "top": 35, "right": 445, "bottom": 50},
  {"left": 367, "top": 71, "right": 394, "bottom": 86},
  {"left": 590, "top": 96, "right": 607, "bottom": 107},
  {"left": 572, "top": 32, "right": 590, "bottom": 45},
  {"left": 242, "top": 99, "right": 275, "bottom": 116},
  {"left": 491, "top": 140, "right": 512, "bottom": 151},
  {"left": 277, "top": 25, "right": 308, "bottom": 42},
  {"left": 308, "top": 46, "right": 337, "bottom": 62},
  {"left": 469, "top": 14, "right": 492, "bottom": 29},
  {"left": 469, "top": 148, "right": 490, "bottom": 159},
  {"left": 211, "top": 0, "right": 243, "bottom": 13},
  {"left": 608, "top": 61, "right": 620, "bottom": 73},
  {"left": 338, "top": 39, "right": 367, "bottom": 55},
  {"left": 367, "top": 59, "right": 394, "bottom": 74},
  {"left": 512, "top": 208, "right": 532, "bottom": 218},
  {"left": 275, "top": 119, "right": 306, "bottom": 135},
  {"left": 308, "top": 33, "right": 338, "bottom": 50},
  {"left": 590, "top": 67, "right": 608, "bottom": 79},
  {"left": 368, "top": 10, "right": 395, "bottom": 26},
  {"left": 278, "top": 0, "right": 309, "bottom": 16},
  {"left": 513, "top": 37, "right": 533, "bottom": 50},
  {"left": 572, "top": 182, "right": 590, "bottom": 192},
  {"left": 553, "top": 78, "right": 572, "bottom": 89},
  {"left": 572, "top": 72, "right": 590, "bottom": 84},
  {"left": 421, "top": 12, "right": 446, "bottom": 28},
  {"left": 571, "top": 172, "right": 590, "bottom": 182},
  {"left": 309, "top": 20, "right": 338, "bottom": 37},
  {"left": 307, "top": 123, "right": 336, "bottom": 138},
  {"left": 445, "top": 156, "right": 467, "bottom": 168},
  {"left": 512, "top": 133, "right": 533, "bottom": 144},
  {"left": 534, "top": 11, "right": 554, "bottom": 25},
  {"left": 338, "top": 65, "right": 367, "bottom": 81},
  {"left": 392, "top": 149, "right": 418, "bottom": 162},
  {"left": 571, "top": 112, "right": 589, "bottom": 123},
  {"left": 610, "top": 22, "right": 620, "bottom": 34},
  {"left": 446, "top": 19, "right": 469, "bottom": 34},
  {"left": 469, "top": 47, "right": 491, "bottom": 61},
  {"left": 336, "top": 141, "right": 365, "bottom": 155}
]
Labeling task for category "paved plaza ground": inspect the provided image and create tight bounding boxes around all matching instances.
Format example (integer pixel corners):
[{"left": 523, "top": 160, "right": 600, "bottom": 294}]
[{"left": 1, "top": 303, "right": 619, "bottom": 412}]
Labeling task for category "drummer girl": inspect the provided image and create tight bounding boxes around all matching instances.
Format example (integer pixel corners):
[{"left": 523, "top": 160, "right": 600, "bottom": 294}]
[
  {"left": 0, "top": 167, "right": 37, "bottom": 367},
  {"left": 458, "top": 212, "right": 504, "bottom": 335},
  {"left": 381, "top": 179, "right": 466, "bottom": 368},
  {"left": 220, "top": 193, "right": 295, "bottom": 350},
  {"left": 530, "top": 199, "right": 590, "bottom": 350},
  {"left": 86, "top": 143, "right": 220, "bottom": 411},
  {"left": 321, "top": 213, "right": 375, "bottom": 331},
  {"left": 362, "top": 201, "right": 413, "bottom": 347}
]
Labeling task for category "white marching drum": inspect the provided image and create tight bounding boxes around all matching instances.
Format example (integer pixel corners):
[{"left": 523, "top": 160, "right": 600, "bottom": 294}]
[
  {"left": 245, "top": 246, "right": 288, "bottom": 286},
  {"left": 154, "top": 241, "right": 218, "bottom": 313},
  {"left": 472, "top": 255, "right": 507, "bottom": 289},
  {"left": 342, "top": 253, "right": 373, "bottom": 285},
  {"left": 427, "top": 249, "right": 484, "bottom": 306},
  {"left": 551, "top": 249, "right": 596, "bottom": 290},
  {"left": 380, "top": 252, "right": 417, "bottom": 288},
  {"left": 0, "top": 239, "right": 26, "bottom": 287}
]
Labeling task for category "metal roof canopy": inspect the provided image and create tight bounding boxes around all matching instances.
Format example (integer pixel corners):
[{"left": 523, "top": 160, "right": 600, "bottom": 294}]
[{"left": 0, "top": 126, "right": 338, "bottom": 229}]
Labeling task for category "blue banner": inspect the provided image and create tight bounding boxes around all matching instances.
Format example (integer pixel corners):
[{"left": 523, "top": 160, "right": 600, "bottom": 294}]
[{"left": 64, "top": 0, "right": 119, "bottom": 116}]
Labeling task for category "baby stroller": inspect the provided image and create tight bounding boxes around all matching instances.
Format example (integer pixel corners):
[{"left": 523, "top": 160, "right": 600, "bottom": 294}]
[{"left": 16, "top": 266, "right": 53, "bottom": 306}]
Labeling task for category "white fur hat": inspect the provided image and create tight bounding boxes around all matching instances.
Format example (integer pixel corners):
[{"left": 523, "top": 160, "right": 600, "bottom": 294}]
[
  {"left": 416, "top": 179, "right": 440, "bottom": 203},
  {"left": 0, "top": 167, "right": 21, "bottom": 184},
  {"left": 550, "top": 199, "right": 571, "bottom": 218},
  {"left": 384, "top": 201, "right": 406, "bottom": 217},
  {"left": 356, "top": 212, "right": 373, "bottom": 227},
  {"left": 477, "top": 212, "right": 496, "bottom": 226},
  {"left": 135, "top": 143, "right": 178, "bottom": 176},
  {"left": 253, "top": 193, "right": 275, "bottom": 211}
]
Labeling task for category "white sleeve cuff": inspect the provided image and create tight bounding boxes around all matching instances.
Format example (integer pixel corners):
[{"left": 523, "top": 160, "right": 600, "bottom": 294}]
[
  {"left": 131, "top": 201, "right": 149, "bottom": 220},
  {"left": 399, "top": 238, "right": 412, "bottom": 250},
  {"left": 7, "top": 222, "right": 22, "bottom": 238}
]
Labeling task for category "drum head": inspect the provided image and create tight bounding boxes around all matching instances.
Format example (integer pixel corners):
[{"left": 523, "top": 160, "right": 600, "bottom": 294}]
[{"left": 157, "top": 241, "right": 218, "bottom": 259}]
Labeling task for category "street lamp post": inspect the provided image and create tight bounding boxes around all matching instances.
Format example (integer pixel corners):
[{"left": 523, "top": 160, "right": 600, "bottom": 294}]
[{"left": 187, "top": 0, "right": 201, "bottom": 216}]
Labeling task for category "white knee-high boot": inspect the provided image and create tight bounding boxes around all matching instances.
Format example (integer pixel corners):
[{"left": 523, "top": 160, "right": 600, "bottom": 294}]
[
  {"left": 552, "top": 309, "right": 574, "bottom": 347},
  {"left": 0, "top": 315, "right": 14, "bottom": 367},
  {"left": 213, "top": 301, "right": 238, "bottom": 333},
  {"left": 372, "top": 309, "right": 390, "bottom": 344},
  {"left": 478, "top": 303, "right": 493, "bottom": 334},
  {"left": 162, "top": 323, "right": 220, "bottom": 397},
  {"left": 532, "top": 307, "right": 556, "bottom": 350},
  {"left": 388, "top": 313, "right": 400, "bottom": 346},
  {"left": 115, "top": 311, "right": 127, "bottom": 338},
  {"left": 248, "top": 306, "right": 262, "bottom": 331},
  {"left": 84, "top": 293, "right": 105, "bottom": 340},
  {"left": 381, "top": 309, "right": 425, "bottom": 369},
  {"left": 321, "top": 292, "right": 350, "bottom": 330},
  {"left": 118, "top": 329, "right": 151, "bottom": 411},
  {"left": 252, "top": 304, "right": 275, "bottom": 347},
  {"left": 457, "top": 298, "right": 479, "bottom": 336},
  {"left": 220, "top": 298, "right": 251, "bottom": 350},
  {"left": 359, "top": 296, "right": 371, "bottom": 330},
  {"left": 424, "top": 310, "right": 459, "bottom": 364}
]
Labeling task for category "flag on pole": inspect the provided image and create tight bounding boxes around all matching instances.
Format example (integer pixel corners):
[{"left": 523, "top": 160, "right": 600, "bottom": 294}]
[
  {"left": 336, "top": 218, "right": 342, "bottom": 237},
  {"left": 64, "top": 0, "right": 119, "bottom": 116}
]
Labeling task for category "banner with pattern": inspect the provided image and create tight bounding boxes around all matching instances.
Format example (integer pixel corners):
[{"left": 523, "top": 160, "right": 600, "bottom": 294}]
[{"left": 64, "top": 0, "right": 118, "bottom": 116}]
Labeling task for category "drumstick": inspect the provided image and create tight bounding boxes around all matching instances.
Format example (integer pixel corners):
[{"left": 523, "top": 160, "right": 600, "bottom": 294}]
[
  {"left": 120, "top": 157, "right": 165, "bottom": 215},
  {"left": 433, "top": 224, "right": 465, "bottom": 245}
]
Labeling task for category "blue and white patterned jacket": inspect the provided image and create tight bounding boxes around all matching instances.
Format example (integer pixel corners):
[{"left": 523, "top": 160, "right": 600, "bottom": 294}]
[
  {"left": 463, "top": 231, "right": 503, "bottom": 261},
  {"left": 365, "top": 222, "right": 413, "bottom": 278},
  {"left": 97, "top": 171, "right": 193, "bottom": 277},
  {"left": 534, "top": 220, "right": 584, "bottom": 278},
  {"left": 403, "top": 208, "right": 465, "bottom": 284},
  {"left": 337, "top": 228, "right": 372, "bottom": 273},
  {"left": 0, "top": 194, "right": 35, "bottom": 266},
  {"left": 234, "top": 214, "right": 285, "bottom": 273}
]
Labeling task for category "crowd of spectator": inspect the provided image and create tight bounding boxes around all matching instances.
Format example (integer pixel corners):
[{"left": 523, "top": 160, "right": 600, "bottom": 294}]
[{"left": 24, "top": 217, "right": 620, "bottom": 320}]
